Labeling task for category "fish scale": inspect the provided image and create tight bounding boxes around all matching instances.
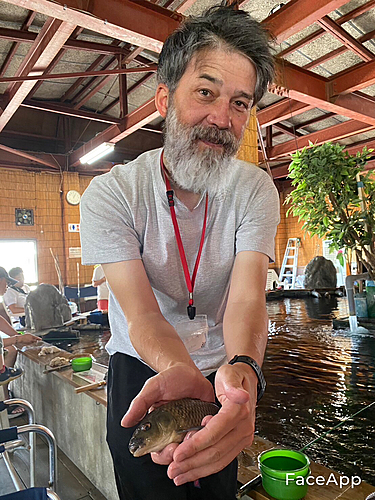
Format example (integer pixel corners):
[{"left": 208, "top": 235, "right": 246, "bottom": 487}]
[{"left": 157, "top": 398, "right": 219, "bottom": 431}]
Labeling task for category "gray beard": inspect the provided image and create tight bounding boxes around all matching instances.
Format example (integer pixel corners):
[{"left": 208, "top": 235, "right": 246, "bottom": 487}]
[{"left": 163, "top": 103, "right": 241, "bottom": 197}]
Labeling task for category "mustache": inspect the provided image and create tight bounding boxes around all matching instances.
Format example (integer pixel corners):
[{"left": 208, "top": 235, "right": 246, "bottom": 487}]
[{"left": 191, "top": 125, "right": 238, "bottom": 151}]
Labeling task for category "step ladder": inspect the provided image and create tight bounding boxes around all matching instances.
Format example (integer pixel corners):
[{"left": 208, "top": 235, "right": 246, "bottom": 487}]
[{"left": 279, "top": 238, "right": 300, "bottom": 289}]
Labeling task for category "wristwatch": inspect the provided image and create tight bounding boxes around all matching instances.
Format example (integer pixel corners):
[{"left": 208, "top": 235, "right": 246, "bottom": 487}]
[{"left": 228, "top": 355, "right": 266, "bottom": 403}]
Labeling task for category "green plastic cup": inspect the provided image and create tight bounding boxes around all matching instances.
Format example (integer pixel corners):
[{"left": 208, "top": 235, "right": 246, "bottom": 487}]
[
  {"left": 71, "top": 356, "right": 92, "bottom": 372},
  {"left": 259, "top": 449, "right": 310, "bottom": 500}
]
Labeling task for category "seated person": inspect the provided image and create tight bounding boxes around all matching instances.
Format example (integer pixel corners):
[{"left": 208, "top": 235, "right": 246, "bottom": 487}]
[
  {"left": 0, "top": 267, "right": 40, "bottom": 416},
  {"left": 92, "top": 264, "right": 109, "bottom": 312},
  {"left": 3, "top": 267, "right": 31, "bottom": 326}
]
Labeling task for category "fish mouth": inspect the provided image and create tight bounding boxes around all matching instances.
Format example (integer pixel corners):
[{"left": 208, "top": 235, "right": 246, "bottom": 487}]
[{"left": 129, "top": 437, "right": 146, "bottom": 457}]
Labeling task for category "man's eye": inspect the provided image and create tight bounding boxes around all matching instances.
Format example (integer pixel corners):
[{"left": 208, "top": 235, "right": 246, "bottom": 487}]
[
  {"left": 199, "top": 89, "right": 211, "bottom": 97},
  {"left": 235, "top": 101, "right": 249, "bottom": 109}
]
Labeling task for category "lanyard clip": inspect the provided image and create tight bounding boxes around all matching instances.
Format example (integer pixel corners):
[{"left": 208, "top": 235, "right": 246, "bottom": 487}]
[
  {"left": 166, "top": 190, "right": 174, "bottom": 207},
  {"left": 187, "top": 305, "right": 196, "bottom": 320}
]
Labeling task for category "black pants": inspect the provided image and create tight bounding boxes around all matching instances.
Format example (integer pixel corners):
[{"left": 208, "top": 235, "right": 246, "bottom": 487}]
[{"left": 106, "top": 353, "right": 238, "bottom": 500}]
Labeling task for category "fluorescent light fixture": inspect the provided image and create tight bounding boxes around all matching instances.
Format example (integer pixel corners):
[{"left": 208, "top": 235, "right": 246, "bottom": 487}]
[{"left": 80, "top": 142, "right": 115, "bottom": 165}]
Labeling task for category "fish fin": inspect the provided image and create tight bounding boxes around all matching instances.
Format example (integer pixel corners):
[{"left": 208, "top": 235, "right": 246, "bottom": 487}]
[{"left": 177, "top": 426, "right": 203, "bottom": 435}]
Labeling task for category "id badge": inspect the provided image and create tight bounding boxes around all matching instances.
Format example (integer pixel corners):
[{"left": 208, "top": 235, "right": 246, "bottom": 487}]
[{"left": 175, "top": 314, "right": 208, "bottom": 353}]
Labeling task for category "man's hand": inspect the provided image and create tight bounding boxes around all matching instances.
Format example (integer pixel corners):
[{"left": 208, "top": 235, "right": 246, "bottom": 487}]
[
  {"left": 121, "top": 363, "right": 215, "bottom": 464},
  {"left": 167, "top": 362, "right": 257, "bottom": 485}
]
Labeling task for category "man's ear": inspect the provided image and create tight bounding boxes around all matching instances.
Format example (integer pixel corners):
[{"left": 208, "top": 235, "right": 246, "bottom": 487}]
[{"left": 155, "top": 83, "right": 169, "bottom": 119}]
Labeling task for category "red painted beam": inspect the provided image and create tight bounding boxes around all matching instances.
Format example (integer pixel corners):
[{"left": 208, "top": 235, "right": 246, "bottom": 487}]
[
  {"left": 0, "top": 27, "right": 130, "bottom": 55},
  {"left": 0, "top": 18, "right": 76, "bottom": 133},
  {"left": 4, "top": 0, "right": 182, "bottom": 53},
  {"left": 69, "top": 98, "right": 159, "bottom": 167},
  {"left": 273, "top": 123, "right": 303, "bottom": 138},
  {"left": 0, "top": 143, "right": 60, "bottom": 169},
  {"left": 258, "top": 99, "right": 313, "bottom": 128},
  {"left": 0, "top": 11, "right": 35, "bottom": 77},
  {"left": 277, "top": 0, "right": 375, "bottom": 58},
  {"left": 331, "top": 59, "right": 375, "bottom": 95},
  {"left": 262, "top": 0, "right": 349, "bottom": 43},
  {"left": 304, "top": 29, "right": 375, "bottom": 70},
  {"left": 27, "top": 26, "right": 84, "bottom": 100},
  {"left": 316, "top": 16, "right": 374, "bottom": 62},
  {"left": 21, "top": 100, "right": 122, "bottom": 124},
  {"left": 0, "top": 65, "right": 157, "bottom": 84},
  {"left": 93, "top": 72, "right": 154, "bottom": 115},
  {"left": 72, "top": 57, "right": 119, "bottom": 108},
  {"left": 267, "top": 120, "right": 374, "bottom": 159},
  {"left": 271, "top": 61, "right": 375, "bottom": 126}
]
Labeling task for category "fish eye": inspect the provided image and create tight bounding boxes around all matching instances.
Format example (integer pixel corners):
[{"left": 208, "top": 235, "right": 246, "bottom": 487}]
[{"left": 141, "top": 422, "right": 152, "bottom": 432}]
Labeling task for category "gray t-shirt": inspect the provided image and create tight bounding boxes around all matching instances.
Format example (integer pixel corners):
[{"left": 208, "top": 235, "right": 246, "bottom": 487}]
[{"left": 80, "top": 148, "right": 280, "bottom": 375}]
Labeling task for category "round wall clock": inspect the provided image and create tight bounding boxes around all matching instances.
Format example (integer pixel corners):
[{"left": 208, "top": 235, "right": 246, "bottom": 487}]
[{"left": 66, "top": 190, "right": 81, "bottom": 206}]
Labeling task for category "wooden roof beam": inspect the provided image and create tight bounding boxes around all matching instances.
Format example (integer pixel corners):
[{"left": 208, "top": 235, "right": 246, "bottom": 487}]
[
  {"left": 0, "top": 18, "right": 76, "bottom": 133},
  {"left": 278, "top": 0, "right": 375, "bottom": 57},
  {"left": 0, "top": 11, "right": 36, "bottom": 77},
  {"left": 262, "top": 0, "right": 350, "bottom": 44},
  {"left": 316, "top": 16, "right": 374, "bottom": 62},
  {"left": 271, "top": 61, "right": 375, "bottom": 126},
  {"left": 258, "top": 99, "right": 313, "bottom": 128},
  {"left": 331, "top": 59, "right": 375, "bottom": 94},
  {"left": 3, "top": 0, "right": 182, "bottom": 53},
  {"left": 267, "top": 119, "right": 374, "bottom": 159},
  {"left": 0, "top": 143, "right": 60, "bottom": 169}
]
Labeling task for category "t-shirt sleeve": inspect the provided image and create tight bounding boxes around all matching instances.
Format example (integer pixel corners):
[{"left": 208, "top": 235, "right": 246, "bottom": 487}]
[
  {"left": 235, "top": 172, "right": 280, "bottom": 262},
  {"left": 80, "top": 175, "right": 142, "bottom": 266},
  {"left": 3, "top": 289, "right": 16, "bottom": 307}
]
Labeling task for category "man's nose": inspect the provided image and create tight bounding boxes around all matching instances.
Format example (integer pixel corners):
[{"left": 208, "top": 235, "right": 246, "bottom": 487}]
[{"left": 206, "top": 100, "right": 231, "bottom": 130}]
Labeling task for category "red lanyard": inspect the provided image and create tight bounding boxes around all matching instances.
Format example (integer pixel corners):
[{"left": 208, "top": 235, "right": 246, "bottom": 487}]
[{"left": 161, "top": 151, "right": 208, "bottom": 320}]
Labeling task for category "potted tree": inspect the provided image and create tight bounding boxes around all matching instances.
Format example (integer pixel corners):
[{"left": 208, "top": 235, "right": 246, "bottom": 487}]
[{"left": 285, "top": 141, "right": 375, "bottom": 280}]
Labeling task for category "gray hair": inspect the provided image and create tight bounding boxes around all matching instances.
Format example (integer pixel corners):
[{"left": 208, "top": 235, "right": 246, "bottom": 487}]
[{"left": 157, "top": 4, "right": 274, "bottom": 105}]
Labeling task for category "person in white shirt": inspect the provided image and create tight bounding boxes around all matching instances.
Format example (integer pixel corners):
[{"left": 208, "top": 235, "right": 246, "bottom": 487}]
[
  {"left": 92, "top": 264, "right": 109, "bottom": 312},
  {"left": 3, "top": 267, "right": 31, "bottom": 326}
]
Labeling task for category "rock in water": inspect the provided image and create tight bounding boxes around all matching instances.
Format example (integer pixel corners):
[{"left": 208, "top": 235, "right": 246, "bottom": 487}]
[
  {"left": 25, "top": 284, "right": 72, "bottom": 330},
  {"left": 304, "top": 256, "right": 337, "bottom": 289}
]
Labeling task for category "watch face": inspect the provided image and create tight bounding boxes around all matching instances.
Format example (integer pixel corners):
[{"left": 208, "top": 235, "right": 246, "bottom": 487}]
[{"left": 66, "top": 190, "right": 81, "bottom": 205}]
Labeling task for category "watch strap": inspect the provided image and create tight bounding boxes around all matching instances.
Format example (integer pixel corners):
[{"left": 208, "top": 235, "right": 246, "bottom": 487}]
[{"left": 228, "top": 355, "right": 266, "bottom": 402}]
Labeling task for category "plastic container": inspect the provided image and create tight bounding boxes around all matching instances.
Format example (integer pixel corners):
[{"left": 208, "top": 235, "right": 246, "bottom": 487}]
[
  {"left": 71, "top": 357, "right": 92, "bottom": 372},
  {"left": 366, "top": 281, "right": 375, "bottom": 318},
  {"left": 258, "top": 449, "right": 310, "bottom": 500},
  {"left": 354, "top": 293, "right": 368, "bottom": 318}
]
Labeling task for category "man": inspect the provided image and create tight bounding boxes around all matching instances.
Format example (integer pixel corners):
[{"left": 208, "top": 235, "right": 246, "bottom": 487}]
[
  {"left": 92, "top": 264, "right": 109, "bottom": 312},
  {"left": 3, "top": 267, "right": 31, "bottom": 326},
  {"left": 80, "top": 5, "right": 279, "bottom": 499}
]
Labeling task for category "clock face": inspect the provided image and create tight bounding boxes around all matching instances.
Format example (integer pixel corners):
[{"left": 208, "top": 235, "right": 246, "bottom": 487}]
[{"left": 66, "top": 190, "right": 81, "bottom": 206}]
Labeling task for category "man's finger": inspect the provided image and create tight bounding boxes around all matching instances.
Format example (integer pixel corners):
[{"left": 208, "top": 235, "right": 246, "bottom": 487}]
[
  {"left": 151, "top": 443, "right": 178, "bottom": 465},
  {"left": 121, "top": 377, "right": 164, "bottom": 427}
]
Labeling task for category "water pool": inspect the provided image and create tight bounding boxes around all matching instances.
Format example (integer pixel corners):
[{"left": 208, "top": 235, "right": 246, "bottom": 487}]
[{"left": 58, "top": 296, "right": 375, "bottom": 486}]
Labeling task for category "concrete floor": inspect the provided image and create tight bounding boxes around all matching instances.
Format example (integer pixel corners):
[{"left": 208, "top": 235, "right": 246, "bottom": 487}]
[{"left": 0, "top": 414, "right": 107, "bottom": 500}]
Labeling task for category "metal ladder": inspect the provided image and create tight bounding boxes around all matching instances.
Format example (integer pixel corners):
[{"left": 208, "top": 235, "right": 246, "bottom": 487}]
[{"left": 279, "top": 238, "right": 300, "bottom": 289}]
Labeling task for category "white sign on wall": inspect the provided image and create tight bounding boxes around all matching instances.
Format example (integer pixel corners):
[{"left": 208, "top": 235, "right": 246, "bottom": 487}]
[
  {"left": 68, "top": 223, "right": 80, "bottom": 232},
  {"left": 69, "top": 247, "right": 81, "bottom": 259}
]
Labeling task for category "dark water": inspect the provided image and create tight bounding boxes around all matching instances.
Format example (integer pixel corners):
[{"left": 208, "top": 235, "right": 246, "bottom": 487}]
[
  {"left": 58, "top": 297, "right": 375, "bottom": 486},
  {"left": 259, "top": 297, "right": 375, "bottom": 487}
]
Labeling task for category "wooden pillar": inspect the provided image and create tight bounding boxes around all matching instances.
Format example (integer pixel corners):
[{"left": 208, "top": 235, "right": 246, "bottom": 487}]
[{"left": 236, "top": 107, "right": 258, "bottom": 164}]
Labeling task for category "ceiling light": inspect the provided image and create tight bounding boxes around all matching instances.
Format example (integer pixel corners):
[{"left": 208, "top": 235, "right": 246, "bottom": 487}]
[{"left": 80, "top": 142, "right": 115, "bottom": 165}]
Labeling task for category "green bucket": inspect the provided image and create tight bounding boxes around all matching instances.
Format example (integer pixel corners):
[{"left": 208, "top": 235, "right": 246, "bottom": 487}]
[{"left": 258, "top": 449, "right": 310, "bottom": 500}]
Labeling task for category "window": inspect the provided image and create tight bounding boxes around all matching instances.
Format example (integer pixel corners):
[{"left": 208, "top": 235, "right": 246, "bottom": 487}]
[{"left": 0, "top": 239, "right": 38, "bottom": 286}]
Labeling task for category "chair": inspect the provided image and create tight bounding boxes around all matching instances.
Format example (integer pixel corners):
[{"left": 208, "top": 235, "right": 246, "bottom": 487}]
[{"left": 0, "top": 387, "right": 60, "bottom": 500}]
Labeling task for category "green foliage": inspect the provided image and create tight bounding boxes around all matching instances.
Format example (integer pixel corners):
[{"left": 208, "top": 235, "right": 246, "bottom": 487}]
[{"left": 285, "top": 142, "right": 375, "bottom": 278}]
